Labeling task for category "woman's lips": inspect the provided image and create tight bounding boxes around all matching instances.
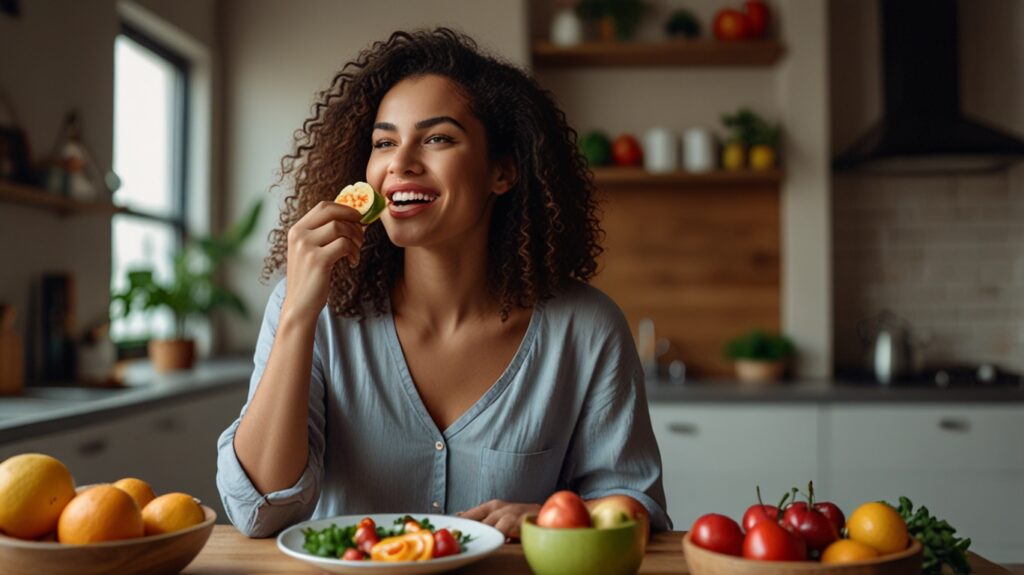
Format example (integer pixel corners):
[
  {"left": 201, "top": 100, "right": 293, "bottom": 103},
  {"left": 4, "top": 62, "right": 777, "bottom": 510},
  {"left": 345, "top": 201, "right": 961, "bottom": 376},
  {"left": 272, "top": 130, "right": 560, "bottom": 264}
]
[{"left": 387, "top": 201, "right": 435, "bottom": 219}]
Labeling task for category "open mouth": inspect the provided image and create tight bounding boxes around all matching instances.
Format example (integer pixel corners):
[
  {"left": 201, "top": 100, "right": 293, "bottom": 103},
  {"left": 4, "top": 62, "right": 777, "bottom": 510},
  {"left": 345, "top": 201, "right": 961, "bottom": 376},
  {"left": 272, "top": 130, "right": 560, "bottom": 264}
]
[{"left": 388, "top": 190, "right": 439, "bottom": 207}]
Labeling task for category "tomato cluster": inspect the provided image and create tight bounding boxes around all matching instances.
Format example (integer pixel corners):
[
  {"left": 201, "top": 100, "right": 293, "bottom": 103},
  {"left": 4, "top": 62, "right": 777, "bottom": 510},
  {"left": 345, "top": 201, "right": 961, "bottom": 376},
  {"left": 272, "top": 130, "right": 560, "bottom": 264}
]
[{"left": 690, "top": 483, "right": 846, "bottom": 562}]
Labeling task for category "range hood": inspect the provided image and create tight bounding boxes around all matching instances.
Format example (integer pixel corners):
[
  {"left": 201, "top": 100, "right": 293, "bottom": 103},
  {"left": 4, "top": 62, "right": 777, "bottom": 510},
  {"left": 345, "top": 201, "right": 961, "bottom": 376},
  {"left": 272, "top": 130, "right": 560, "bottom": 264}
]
[{"left": 833, "top": 0, "right": 1024, "bottom": 174}]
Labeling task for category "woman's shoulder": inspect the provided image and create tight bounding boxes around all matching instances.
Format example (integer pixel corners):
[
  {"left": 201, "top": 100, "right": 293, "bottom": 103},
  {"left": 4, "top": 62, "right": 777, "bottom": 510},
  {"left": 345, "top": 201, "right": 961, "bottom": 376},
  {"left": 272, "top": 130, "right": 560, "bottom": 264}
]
[{"left": 543, "top": 280, "right": 631, "bottom": 333}]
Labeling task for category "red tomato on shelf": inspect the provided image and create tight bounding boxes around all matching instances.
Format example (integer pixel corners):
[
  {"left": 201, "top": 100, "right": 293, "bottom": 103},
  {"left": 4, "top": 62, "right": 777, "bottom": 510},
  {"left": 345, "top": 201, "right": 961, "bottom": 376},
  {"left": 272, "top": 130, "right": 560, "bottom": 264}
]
[
  {"left": 611, "top": 134, "right": 643, "bottom": 167},
  {"left": 744, "top": 0, "right": 771, "bottom": 38},
  {"left": 690, "top": 513, "right": 744, "bottom": 556},
  {"left": 536, "top": 490, "right": 592, "bottom": 528},
  {"left": 713, "top": 8, "right": 750, "bottom": 41}
]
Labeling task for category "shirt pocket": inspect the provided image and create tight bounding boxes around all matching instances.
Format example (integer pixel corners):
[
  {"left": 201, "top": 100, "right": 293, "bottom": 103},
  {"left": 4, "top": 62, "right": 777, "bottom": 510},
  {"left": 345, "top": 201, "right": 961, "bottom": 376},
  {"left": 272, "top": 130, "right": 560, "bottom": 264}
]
[{"left": 477, "top": 447, "right": 560, "bottom": 504}]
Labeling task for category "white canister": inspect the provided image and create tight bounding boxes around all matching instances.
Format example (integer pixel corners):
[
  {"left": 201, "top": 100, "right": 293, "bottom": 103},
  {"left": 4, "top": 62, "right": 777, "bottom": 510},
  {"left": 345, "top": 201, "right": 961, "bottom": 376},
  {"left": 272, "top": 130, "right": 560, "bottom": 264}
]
[
  {"left": 643, "top": 127, "right": 679, "bottom": 173},
  {"left": 683, "top": 128, "right": 715, "bottom": 173},
  {"left": 550, "top": 8, "right": 583, "bottom": 47}
]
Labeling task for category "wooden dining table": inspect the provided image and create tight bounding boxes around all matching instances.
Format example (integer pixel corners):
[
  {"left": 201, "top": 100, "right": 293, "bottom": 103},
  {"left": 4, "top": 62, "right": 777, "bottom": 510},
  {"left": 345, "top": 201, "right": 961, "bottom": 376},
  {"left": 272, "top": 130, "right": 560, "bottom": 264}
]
[{"left": 182, "top": 526, "right": 1021, "bottom": 574}]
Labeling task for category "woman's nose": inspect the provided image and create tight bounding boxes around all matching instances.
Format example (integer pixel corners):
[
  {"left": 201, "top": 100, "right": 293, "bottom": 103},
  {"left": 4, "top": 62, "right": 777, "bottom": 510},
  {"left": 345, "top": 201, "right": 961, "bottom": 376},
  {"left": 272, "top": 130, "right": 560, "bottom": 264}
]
[{"left": 388, "top": 143, "right": 424, "bottom": 175}]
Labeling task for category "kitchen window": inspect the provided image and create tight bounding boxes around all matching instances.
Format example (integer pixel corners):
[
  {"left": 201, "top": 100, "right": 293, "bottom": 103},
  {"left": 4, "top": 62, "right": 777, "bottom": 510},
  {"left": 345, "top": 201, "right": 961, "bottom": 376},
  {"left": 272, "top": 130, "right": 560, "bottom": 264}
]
[{"left": 110, "top": 25, "right": 190, "bottom": 343}]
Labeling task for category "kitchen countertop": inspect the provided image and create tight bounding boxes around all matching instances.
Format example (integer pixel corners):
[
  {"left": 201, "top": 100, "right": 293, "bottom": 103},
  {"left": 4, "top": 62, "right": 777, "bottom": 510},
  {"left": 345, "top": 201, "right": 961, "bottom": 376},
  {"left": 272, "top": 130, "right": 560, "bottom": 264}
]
[
  {"left": 2, "top": 360, "right": 1021, "bottom": 446},
  {"left": 185, "top": 525, "right": 1022, "bottom": 574}
]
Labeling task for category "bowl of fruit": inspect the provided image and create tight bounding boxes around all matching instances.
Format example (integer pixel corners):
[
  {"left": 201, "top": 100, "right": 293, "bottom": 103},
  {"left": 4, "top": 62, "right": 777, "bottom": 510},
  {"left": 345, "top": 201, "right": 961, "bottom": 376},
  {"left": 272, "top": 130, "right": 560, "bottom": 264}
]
[
  {"left": 683, "top": 483, "right": 929, "bottom": 575},
  {"left": 520, "top": 491, "right": 650, "bottom": 575},
  {"left": 0, "top": 453, "right": 216, "bottom": 575}
]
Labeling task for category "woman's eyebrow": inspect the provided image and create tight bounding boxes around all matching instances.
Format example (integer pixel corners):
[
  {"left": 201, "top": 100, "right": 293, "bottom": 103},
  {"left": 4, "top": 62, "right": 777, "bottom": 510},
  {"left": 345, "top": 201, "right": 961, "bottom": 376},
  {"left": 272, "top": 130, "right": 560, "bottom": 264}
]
[{"left": 372, "top": 116, "right": 466, "bottom": 132}]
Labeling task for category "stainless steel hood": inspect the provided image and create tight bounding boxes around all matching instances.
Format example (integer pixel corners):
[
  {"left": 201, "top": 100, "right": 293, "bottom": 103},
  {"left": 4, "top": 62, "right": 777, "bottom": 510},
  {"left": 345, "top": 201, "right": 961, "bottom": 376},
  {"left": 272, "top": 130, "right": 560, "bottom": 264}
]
[{"left": 832, "top": 0, "right": 1024, "bottom": 174}]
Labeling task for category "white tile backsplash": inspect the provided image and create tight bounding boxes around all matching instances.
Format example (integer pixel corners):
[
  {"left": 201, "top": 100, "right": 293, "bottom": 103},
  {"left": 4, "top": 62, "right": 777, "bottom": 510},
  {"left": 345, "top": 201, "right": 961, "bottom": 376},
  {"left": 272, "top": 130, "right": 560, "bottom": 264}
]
[{"left": 833, "top": 168, "right": 1024, "bottom": 373}]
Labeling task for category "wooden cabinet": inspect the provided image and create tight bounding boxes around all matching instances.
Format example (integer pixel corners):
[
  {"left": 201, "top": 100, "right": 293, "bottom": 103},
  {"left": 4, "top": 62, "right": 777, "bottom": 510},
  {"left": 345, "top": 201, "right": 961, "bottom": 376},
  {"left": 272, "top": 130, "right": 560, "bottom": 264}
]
[
  {"left": 0, "top": 385, "right": 247, "bottom": 523},
  {"left": 649, "top": 404, "right": 819, "bottom": 530},
  {"left": 823, "top": 405, "right": 1024, "bottom": 563}
]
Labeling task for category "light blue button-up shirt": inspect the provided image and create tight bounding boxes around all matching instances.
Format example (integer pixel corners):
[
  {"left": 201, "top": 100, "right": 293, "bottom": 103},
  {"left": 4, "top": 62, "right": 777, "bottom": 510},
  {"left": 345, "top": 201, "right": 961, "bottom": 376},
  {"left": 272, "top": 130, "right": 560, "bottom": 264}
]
[{"left": 216, "top": 279, "right": 671, "bottom": 537}]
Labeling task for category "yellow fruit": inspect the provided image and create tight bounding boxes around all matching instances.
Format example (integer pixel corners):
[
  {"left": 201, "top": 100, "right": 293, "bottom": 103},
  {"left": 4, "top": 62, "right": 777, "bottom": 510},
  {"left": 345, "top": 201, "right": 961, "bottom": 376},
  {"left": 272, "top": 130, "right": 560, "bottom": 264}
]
[
  {"left": 142, "top": 492, "right": 205, "bottom": 535},
  {"left": 847, "top": 501, "right": 909, "bottom": 554},
  {"left": 113, "top": 477, "right": 156, "bottom": 510},
  {"left": 749, "top": 144, "right": 776, "bottom": 170},
  {"left": 0, "top": 453, "right": 76, "bottom": 539},
  {"left": 57, "top": 484, "right": 144, "bottom": 544},
  {"left": 821, "top": 539, "right": 881, "bottom": 564},
  {"left": 722, "top": 141, "right": 746, "bottom": 170}
]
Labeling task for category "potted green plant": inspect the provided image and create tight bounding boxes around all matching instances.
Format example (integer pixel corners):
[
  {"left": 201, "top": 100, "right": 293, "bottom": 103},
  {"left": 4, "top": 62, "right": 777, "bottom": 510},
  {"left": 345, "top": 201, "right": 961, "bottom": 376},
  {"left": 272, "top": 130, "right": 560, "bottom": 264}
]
[
  {"left": 723, "top": 329, "right": 795, "bottom": 384},
  {"left": 576, "top": 0, "right": 650, "bottom": 41},
  {"left": 110, "top": 201, "right": 263, "bottom": 372},
  {"left": 720, "top": 108, "right": 781, "bottom": 171}
]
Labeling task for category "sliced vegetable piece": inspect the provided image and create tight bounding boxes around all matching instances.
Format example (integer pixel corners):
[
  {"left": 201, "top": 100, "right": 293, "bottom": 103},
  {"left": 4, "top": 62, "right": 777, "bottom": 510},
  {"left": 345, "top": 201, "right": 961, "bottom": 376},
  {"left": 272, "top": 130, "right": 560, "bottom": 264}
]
[
  {"left": 370, "top": 531, "right": 434, "bottom": 562},
  {"left": 335, "top": 181, "right": 385, "bottom": 224}
]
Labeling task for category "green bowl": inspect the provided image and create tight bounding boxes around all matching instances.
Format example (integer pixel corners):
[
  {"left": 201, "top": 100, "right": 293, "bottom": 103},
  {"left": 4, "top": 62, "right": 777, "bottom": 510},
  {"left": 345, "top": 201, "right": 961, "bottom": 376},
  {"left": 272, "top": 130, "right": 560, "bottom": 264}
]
[{"left": 520, "top": 516, "right": 643, "bottom": 575}]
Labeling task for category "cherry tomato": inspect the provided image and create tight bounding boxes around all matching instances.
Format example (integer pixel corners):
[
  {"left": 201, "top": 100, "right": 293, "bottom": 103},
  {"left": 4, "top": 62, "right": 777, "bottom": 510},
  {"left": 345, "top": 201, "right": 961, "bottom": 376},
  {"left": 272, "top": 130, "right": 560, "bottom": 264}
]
[
  {"left": 813, "top": 501, "right": 846, "bottom": 535},
  {"left": 536, "top": 491, "right": 592, "bottom": 528},
  {"left": 782, "top": 503, "right": 838, "bottom": 552},
  {"left": 341, "top": 548, "right": 365, "bottom": 560},
  {"left": 611, "top": 135, "right": 643, "bottom": 167},
  {"left": 744, "top": 0, "right": 771, "bottom": 38},
  {"left": 742, "top": 504, "right": 779, "bottom": 533},
  {"left": 713, "top": 8, "right": 750, "bottom": 41},
  {"left": 690, "top": 513, "right": 744, "bottom": 556},
  {"left": 433, "top": 528, "right": 460, "bottom": 558},
  {"left": 742, "top": 520, "right": 807, "bottom": 561},
  {"left": 354, "top": 518, "right": 380, "bottom": 555}
]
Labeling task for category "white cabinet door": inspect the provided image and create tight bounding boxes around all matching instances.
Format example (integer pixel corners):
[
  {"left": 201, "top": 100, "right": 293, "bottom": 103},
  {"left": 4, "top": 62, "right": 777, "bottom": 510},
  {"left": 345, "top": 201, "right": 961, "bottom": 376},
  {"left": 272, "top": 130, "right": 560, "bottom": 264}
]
[
  {"left": 825, "top": 405, "right": 1024, "bottom": 563},
  {"left": 649, "top": 404, "right": 820, "bottom": 531}
]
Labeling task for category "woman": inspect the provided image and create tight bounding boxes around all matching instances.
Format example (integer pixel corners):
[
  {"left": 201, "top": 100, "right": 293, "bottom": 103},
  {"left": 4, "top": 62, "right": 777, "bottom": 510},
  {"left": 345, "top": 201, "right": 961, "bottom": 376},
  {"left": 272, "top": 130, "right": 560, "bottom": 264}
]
[{"left": 216, "top": 28, "right": 670, "bottom": 539}]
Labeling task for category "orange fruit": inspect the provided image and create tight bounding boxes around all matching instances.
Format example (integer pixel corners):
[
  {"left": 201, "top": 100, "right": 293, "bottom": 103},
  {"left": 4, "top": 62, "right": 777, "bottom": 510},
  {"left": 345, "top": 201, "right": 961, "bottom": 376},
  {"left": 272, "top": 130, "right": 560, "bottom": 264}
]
[
  {"left": 57, "top": 484, "right": 144, "bottom": 544},
  {"left": 821, "top": 539, "right": 881, "bottom": 564},
  {"left": 0, "top": 453, "right": 76, "bottom": 539},
  {"left": 142, "top": 492, "right": 205, "bottom": 535},
  {"left": 846, "top": 501, "right": 909, "bottom": 555},
  {"left": 113, "top": 477, "right": 156, "bottom": 510}
]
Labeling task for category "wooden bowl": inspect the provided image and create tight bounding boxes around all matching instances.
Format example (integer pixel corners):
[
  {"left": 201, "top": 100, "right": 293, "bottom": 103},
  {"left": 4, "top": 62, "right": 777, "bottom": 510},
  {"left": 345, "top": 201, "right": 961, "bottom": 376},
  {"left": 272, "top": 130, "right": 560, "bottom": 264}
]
[
  {"left": 0, "top": 505, "right": 216, "bottom": 575},
  {"left": 682, "top": 532, "right": 923, "bottom": 575}
]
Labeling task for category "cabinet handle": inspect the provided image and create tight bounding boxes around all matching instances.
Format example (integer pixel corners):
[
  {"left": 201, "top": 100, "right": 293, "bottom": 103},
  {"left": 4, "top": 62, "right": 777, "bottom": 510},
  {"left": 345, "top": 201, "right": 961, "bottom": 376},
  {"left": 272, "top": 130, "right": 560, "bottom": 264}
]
[
  {"left": 668, "top": 422, "right": 698, "bottom": 435},
  {"left": 78, "top": 438, "right": 108, "bottom": 457},
  {"left": 938, "top": 418, "right": 970, "bottom": 432}
]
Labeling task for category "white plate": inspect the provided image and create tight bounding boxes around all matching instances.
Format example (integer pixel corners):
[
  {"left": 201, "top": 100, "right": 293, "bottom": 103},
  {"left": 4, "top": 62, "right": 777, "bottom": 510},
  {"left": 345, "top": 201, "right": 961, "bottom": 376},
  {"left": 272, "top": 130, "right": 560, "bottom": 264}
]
[{"left": 276, "top": 513, "right": 505, "bottom": 575}]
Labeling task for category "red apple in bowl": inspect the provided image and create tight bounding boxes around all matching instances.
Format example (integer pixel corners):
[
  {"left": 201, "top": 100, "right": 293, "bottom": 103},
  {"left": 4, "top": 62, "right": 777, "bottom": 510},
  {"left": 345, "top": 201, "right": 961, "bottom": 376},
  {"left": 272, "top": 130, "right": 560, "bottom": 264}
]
[
  {"left": 536, "top": 491, "right": 591, "bottom": 529},
  {"left": 587, "top": 494, "right": 650, "bottom": 551}
]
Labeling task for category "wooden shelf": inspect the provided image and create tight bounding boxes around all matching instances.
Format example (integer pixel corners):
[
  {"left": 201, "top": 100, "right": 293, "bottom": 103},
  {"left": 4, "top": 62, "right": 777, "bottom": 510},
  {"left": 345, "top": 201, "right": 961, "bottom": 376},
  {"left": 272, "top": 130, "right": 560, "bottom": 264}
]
[
  {"left": 0, "top": 180, "right": 124, "bottom": 216},
  {"left": 592, "top": 167, "right": 783, "bottom": 187},
  {"left": 533, "top": 40, "right": 785, "bottom": 68}
]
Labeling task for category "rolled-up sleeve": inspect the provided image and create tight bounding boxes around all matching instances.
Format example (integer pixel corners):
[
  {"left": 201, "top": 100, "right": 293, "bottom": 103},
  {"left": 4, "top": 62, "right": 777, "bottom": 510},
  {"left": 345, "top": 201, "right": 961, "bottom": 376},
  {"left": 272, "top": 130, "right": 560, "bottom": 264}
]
[
  {"left": 216, "top": 279, "right": 328, "bottom": 537},
  {"left": 562, "top": 316, "right": 673, "bottom": 532}
]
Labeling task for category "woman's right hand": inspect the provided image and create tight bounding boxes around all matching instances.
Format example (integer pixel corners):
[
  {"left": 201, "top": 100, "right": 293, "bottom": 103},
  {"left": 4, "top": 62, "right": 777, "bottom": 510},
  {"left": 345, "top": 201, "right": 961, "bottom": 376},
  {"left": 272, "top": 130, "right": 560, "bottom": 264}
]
[{"left": 281, "top": 201, "right": 365, "bottom": 324}]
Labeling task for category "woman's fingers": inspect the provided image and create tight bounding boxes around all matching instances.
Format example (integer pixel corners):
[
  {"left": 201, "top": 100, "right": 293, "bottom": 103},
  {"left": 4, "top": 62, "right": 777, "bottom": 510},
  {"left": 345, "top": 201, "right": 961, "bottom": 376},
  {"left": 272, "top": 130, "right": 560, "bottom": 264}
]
[
  {"left": 304, "top": 218, "right": 364, "bottom": 248},
  {"left": 297, "top": 200, "right": 364, "bottom": 230},
  {"left": 321, "top": 235, "right": 361, "bottom": 267}
]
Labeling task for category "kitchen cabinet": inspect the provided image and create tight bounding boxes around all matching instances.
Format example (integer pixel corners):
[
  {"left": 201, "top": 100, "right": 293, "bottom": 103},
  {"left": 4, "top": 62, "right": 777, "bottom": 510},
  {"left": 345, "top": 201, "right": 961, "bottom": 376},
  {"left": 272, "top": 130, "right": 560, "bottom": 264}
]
[
  {"left": 0, "top": 384, "right": 247, "bottom": 522},
  {"left": 532, "top": 39, "right": 785, "bottom": 68},
  {"left": 649, "top": 404, "right": 820, "bottom": 529},
  {"left": 823, "top": 405, "right": 1024, "bottom": 563}
]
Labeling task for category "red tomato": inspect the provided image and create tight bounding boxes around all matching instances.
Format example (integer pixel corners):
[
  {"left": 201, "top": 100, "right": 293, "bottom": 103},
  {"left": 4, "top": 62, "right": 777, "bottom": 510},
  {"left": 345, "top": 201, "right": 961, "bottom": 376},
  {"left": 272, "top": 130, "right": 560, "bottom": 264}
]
[
  {"left": 690, "top": 513, "right": 744, "bottom": 556},
  {"left": 433, "top": 529, "right": 459, "bottom": 558},
  {"left": 742, "top": 520, "right": 807, "bottom": 561},
  {"left": 813, "top": 501, "right": 846, "bottom": 535},
  {"left": 611, "top": 135, "right": 643, "bottom": 167},
  {"left": 355, "top": 518, "right": 380, "bottom": 555},
  {"left": 782, "top": 503, "right": 838, "bottom": 552},
  {"left": 744, "top": 0, "right": 771, "bottom": 38},
  {"left": 341, "top": 548, "right": 365, "bottom": 560},
  {"left": 742, "top": 504, "right": 779, "bottom": 533},
  {"left": 713, "top": 8, "right": 750, "bottom": 41},
  {"left": 537, "top": 490, "right": 592, "bottom": 528}
]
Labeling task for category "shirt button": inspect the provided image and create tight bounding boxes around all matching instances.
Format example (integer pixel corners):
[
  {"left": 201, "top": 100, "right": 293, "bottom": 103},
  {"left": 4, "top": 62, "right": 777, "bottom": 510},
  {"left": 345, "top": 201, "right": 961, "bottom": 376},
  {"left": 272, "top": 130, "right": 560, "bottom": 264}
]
[
  {"left": 435, "top": 441, "right": 445, "bottom": 451},
  {"left": 432, "top": 501, "right": 441, "bottom": 509}
]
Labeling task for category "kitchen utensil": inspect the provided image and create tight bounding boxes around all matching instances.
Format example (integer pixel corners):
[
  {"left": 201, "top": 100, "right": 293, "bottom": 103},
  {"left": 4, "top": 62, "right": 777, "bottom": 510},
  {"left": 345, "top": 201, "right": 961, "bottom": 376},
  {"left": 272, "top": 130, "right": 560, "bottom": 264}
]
[
  {"left": 643, "top": 127, "right": 679, "bottom": 173},
  {"left": 857, "top": 310, "right": 915, "bottom": 385},
  {"left": 683, "top": 128, "right": 715, "bottom": 173},
  {"left": 0, "top": 505, "right": 215, "bottom": 575},
  {"left": 682, "top": 532, "right": 923, "bottom": 575}
]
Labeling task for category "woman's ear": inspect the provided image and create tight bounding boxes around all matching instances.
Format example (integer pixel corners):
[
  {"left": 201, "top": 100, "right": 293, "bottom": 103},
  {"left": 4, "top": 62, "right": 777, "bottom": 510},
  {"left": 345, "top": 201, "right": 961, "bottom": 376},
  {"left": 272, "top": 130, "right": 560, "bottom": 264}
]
[{"left": 491, "top": 157, "right": 518, "bottom": 196}]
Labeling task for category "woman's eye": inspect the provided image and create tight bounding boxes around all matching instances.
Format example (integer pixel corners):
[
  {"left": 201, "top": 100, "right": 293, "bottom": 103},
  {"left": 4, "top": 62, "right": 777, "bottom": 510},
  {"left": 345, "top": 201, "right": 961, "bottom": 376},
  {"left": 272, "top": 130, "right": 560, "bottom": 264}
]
[
  {"left": 426, "top": 134, "right": 454, "bottom": 144},
  {"left": 372, "top": 140, "right": 394, "bottom": 149}
]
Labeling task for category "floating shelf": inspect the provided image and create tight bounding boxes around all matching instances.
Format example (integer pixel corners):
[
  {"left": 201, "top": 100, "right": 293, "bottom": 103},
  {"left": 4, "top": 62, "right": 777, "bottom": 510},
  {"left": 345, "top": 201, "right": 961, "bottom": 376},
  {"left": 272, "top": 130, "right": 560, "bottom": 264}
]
[
  {"left": 0, "top": 180, "right": 124, "bottom": 216},
  {"left": 591, "top": 167, "right": 784, "bottom": 187},
  {"left": 533, "top": 40, "right": 785, "bottom": 68}
]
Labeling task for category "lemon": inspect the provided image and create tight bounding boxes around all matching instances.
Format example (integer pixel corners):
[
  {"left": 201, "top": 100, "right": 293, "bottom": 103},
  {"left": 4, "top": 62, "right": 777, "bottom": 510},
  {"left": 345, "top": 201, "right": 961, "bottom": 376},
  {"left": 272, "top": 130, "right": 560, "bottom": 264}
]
[
  {"left": 0, "top": 453, "right": 76, "bottom": 539},
  {"left": 821, "top": 539, "right": 880, "bottom": 564},
  {"left": 847, "top": 501, "right": 909, "bottom": 555}
]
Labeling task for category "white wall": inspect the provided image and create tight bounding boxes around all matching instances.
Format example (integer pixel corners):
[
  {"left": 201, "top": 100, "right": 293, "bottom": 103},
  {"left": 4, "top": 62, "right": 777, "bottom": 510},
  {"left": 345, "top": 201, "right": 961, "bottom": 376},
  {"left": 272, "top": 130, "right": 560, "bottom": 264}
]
[{"left": 219, "top": 0, "right": 529, "bottom": 353}]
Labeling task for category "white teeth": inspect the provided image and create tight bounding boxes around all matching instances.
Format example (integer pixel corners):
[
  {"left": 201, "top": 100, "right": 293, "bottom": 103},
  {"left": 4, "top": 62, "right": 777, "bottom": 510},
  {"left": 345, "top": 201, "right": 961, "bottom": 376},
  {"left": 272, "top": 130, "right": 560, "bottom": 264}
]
[{"left": 391, "top": 191, "right": 437, "bottom": 203}]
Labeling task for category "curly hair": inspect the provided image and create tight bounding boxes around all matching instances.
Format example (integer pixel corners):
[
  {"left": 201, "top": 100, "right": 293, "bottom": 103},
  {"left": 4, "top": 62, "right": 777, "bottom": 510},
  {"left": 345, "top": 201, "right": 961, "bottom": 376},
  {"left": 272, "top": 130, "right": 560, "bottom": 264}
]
[{"left": 262, "top": 27, "right": 603, "bottom": 320}]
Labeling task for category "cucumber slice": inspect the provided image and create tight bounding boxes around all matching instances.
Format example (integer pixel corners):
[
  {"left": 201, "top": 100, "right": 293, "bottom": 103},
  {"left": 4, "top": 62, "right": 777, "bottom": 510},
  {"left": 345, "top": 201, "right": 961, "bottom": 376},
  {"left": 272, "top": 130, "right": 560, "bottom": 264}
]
[{"left": 334, "top": 182, "right": 386, "bottom": 224}]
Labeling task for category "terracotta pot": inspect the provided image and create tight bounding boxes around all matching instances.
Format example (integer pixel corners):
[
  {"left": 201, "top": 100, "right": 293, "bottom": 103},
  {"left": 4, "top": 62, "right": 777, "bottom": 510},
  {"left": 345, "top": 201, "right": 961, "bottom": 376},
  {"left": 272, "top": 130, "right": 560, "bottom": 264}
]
[
  {"left": 734, "top": 359, "right": 785, "bottom": 384},
  {"left": 148, "top": 339, "right": 196, "bottom": 373}
]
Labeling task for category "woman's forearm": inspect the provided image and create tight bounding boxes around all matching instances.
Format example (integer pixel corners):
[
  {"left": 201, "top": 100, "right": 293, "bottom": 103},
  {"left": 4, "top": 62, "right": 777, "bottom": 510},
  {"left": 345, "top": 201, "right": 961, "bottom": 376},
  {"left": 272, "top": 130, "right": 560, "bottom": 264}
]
[{"left": 233, "top": 308, "right": 317, "bottom": 494}]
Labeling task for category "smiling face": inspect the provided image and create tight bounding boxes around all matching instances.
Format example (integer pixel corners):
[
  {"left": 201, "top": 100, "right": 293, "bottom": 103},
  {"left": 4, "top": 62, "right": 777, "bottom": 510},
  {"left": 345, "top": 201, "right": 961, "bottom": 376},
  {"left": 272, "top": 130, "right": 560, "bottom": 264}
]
[{"left": 367, "top": 74, "right": 513, "bottom": 250}]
